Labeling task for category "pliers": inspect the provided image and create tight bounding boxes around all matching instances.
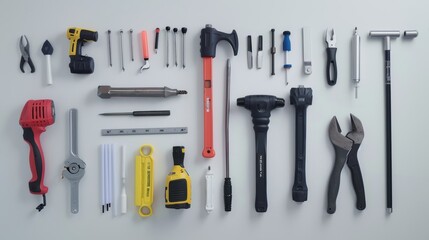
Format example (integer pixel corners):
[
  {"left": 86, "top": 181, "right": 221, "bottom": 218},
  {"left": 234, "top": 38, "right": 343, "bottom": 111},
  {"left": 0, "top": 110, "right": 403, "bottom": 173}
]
[
  {"left": 325, "top": 29, "right": 337, "bottom": 86},
  {"left": 327, "top": 114, "right": 365, "bottom": 214},
  {"left": 20, "top": 35, "right": 35, "bottom": 73}
]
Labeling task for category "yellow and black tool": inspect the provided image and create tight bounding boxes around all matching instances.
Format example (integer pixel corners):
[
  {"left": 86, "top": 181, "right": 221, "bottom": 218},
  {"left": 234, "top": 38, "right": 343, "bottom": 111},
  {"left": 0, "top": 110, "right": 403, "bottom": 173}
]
[
  {"left": 134, "top": 145, "right": 154, "bottom": 217},
  {"left": 66, "top": 27, "right": 98, "bottom": 74},
  {"left": 165, "top": 146, "right": 191, "bottom": 209}
]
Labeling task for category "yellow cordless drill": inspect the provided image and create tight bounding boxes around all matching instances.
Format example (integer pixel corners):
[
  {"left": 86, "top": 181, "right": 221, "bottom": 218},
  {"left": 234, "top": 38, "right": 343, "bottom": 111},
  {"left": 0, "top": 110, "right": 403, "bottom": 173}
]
[
  {"left": 66, "top": 27, "right": 98, "bottom": 74},
  {"left": 165, "top": 146, "right": 191, "bottom": 209}
]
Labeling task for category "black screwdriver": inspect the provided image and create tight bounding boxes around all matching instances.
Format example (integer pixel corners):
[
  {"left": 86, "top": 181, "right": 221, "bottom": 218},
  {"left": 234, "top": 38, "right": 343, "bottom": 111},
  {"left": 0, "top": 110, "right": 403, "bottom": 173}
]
[{"left": 99, "top": 110, "right": 170, "bottom": 116}]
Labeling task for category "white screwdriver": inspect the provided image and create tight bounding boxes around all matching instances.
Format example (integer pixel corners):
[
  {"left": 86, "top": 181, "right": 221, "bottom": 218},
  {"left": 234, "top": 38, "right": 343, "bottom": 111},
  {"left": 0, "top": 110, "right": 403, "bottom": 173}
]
[{"left": 41, "top": 40, "right": 53, "bottom": 85}]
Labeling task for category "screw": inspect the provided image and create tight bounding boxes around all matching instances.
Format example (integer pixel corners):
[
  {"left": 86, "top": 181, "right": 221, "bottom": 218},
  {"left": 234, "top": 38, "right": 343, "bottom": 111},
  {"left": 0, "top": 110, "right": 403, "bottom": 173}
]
[{"left": 181, "top": 27, "right": 187, "bottom": 68}]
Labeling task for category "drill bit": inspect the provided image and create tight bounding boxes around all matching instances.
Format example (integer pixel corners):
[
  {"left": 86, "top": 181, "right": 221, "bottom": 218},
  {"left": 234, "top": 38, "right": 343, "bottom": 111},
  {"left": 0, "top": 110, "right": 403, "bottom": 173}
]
[
  {"left": 165, "top": 26, "right": 170, "bottom": 67},
  {"left": 107, "top": 30, "right": 112, "bottom": 67},
  {"left": 352, "top": 27, "right": 360, "bottom": 99},
  {"left": 119, "top": 29, "right": 125, "bottom": 71},
  {"left": 173, "top": 28, "right": 178, "bottom": 67},
  {"left": 129, "top": 29, "right": 134, "bottom": 61},
  {"left": 181, "top": 27, "right": 187, "bottom": 68}
]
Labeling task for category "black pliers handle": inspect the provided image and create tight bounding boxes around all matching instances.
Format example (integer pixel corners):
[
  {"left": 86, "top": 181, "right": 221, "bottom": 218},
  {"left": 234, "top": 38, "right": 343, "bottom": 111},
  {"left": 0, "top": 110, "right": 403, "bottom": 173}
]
[
  {"left": 325, "top": 29, "right": 337, "bottom": 86},
  {"left": 20, "top": 35, "right": 35, "bottom": 73}
]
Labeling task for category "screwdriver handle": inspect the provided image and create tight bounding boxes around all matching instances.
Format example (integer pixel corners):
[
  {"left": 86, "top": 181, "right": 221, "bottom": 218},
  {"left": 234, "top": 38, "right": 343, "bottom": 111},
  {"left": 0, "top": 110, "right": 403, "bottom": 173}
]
[
  {"left": 141, "top": 31, "right": 149, "bottom": 60},
  {"left": 224, "top": 177, "right": 232, "bottom": 211},
  {"left": 22, "top": 127, "right": 48, "bottom": 195},
  {"left": 132, "top": 110, "right": 170, "bottom": 116},
  {"left": 292, "top": 107, "right": 308, "bottom": 202},
  {"left": 326, "top": 47, "right": 337, "bottom": 86},
  {"left": 155, "top": 28, "right": 160, "bottom": 52}
]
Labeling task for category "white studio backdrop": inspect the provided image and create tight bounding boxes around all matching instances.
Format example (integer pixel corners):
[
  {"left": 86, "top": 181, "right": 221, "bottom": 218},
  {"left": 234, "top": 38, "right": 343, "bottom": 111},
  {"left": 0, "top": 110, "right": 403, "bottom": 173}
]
[{"left": 1, "top": 0, "right": 428, "bottom": 239}]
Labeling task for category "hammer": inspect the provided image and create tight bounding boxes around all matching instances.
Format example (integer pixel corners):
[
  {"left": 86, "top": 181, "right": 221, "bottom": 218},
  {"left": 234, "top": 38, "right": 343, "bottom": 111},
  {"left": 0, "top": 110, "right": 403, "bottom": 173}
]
[
  {"left": 237, "top": 95, "right": 285, "bottom": 212},
  {"left": 200, "top": 25, "right": 239, "bottom": 158},
  {"left": 369, "top": 30, "right": 400, "bottom": 214}
]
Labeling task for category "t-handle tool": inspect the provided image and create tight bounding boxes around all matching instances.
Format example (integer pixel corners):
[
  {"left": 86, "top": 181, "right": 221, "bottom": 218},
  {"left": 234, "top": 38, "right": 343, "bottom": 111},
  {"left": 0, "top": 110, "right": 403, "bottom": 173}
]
[
  {"left": 62, "top": 109, "right": 86, "bottom": 214},
  {"left": 369, "top": 30, "right": 400, "bottom": 214},
  {"left": 41, "top": 40, "right": 54, "bottom": 85},
  {"left": 200, "top": 24, "right": 238, "bottom": 158},
  {"left": 139, "top": 31, "right": 150, "bottom": 72},
  {"left": 19, "top": 99, "right": 55, "bottom": 211},
  {"left": 270, "top": 29, "right": 276, "bottom": 75},
  {"left": 290, "top": 86, "right": 312, "bottom": 202},
  {"left": 325, "top": 29, "right": 337, "bottom": 86},
  {"left": 282, "top": 31, "right": 292, "bottom": 85},
  {"left": 237, "top": 95, "right": 285, "bottom": 212},
  {"left": 20, "top": 35, "right": 35, "bottom": 73},
  {"left": 327, "top": 114, "right": 365, "bottom": 214}
]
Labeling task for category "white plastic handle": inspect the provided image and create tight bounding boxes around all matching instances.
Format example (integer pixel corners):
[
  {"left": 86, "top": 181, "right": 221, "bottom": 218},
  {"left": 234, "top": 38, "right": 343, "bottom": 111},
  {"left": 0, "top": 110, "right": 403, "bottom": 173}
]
[
  {"left": 46, "top": 55, "right": 52, "bottom": 85},
  {"left": 121, "top": 145, "right": 127, "bottom": 214},
  {"left": 205, "top": 166, "right": 214, "bottom": 213}
]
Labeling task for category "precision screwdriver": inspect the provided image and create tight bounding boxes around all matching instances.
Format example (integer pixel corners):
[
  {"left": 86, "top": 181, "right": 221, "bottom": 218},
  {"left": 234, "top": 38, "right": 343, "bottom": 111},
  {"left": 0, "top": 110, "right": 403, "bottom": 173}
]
[
  {"left": 100, "top": 110, "right": 170, "bottom": 116},
  {"left": 283, "top": 31, "right": 292, "bottom": 85}
]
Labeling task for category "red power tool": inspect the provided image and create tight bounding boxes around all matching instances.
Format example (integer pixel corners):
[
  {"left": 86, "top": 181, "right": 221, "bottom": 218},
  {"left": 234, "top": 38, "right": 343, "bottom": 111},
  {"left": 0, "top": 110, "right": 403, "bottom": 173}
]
[
  {"left": 19, "top": 99, "right": 55, "bottom": 211},
  {"left": 200, "top": 24, "right": 238, "bottom": 158}
]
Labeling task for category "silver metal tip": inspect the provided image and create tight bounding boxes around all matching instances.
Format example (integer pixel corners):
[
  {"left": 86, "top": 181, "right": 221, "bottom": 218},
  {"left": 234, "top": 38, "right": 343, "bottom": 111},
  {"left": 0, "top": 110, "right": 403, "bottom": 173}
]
[{"left": 387, "top": 208, "right": 393, "bottom": 214}]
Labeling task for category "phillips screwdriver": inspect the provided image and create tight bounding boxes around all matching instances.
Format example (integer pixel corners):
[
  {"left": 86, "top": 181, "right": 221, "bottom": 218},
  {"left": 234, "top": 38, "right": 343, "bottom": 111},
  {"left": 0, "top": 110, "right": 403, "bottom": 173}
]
[
  {"left": 283, "top": 31, "right": 292, "bottom": 85},
  {"left": 154, "top": 28, "right": 160, "bottom": 54},
  {"left": 352, "top": 27, "right": 360, "bottom": 98},
  {"left": 99, "top": 110, "right": 170, "bottom": 116}
]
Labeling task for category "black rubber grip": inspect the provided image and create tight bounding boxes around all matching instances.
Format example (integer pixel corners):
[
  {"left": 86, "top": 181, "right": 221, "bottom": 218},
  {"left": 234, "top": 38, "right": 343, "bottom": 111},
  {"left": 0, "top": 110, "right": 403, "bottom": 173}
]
[
  {"left": 292, "top": 108, "right": 308, "bottom": 202},
  {"left": 132, "top": 110, "right": 170, "bottom": 116},
  {"left": 224, "top": 177, "right": 232, "bottom": 212},
  {"left": 258, "top": 35, "right": 263, "bottom": 51},
  {"left": 346, "top": 143, "right": 366, "bottom": 210},
  {"left": 23, "top": 128, "right": 44, "bottom": 193},
  {"left": 200, "top": 25, "right": 239, "bottom": 58},
  {"left": 255, "top": 129, "right": 268, "bottom": 212},
  {"left": 155, "top": 31, "right": 160, "bottom": 49},
  {"left": 327, "top": 147, "right": 348, "bottom": 214},
  {"left": 247, "top": 35, "right": 252, "bottom": 52},
  {"left": 326, "top": 48, "right": 337, "bottom": 86}
]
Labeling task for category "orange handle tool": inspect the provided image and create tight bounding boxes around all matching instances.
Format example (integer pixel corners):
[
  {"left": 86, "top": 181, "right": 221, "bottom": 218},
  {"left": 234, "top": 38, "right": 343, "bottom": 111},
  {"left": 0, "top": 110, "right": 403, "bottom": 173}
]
[
  {"left": 203, "top": 57, "right": 215, "bottom": 158},
  {"left": 141, "top": 31, "right": 149, "bottom": 60}
]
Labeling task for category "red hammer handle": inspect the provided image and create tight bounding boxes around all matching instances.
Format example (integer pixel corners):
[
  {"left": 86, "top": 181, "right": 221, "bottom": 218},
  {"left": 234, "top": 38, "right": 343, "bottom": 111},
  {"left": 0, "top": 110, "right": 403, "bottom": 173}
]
[{"left": 202, "top": 57, "right": 215, "bottom": 158}]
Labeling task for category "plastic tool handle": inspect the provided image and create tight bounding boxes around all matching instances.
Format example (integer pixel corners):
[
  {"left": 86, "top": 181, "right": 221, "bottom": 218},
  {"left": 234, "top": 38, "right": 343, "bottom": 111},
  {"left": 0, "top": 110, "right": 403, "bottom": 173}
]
[
  {"left": 202, "top": 57, "right": 215, "bottom": 158},
  {"left": 247, "top": 35, "right": 252, "bottom": 52},
  {"left": 155, "top": 28, "right": 160, "bottom": 51},
  {"left": 292, "top": 107, "right": 308, "bottom": 202},
  {"left": 206, "top": 167, "right": 214, "bottom": 213},
  {"left": 141, "top": 31, "right": 149, "bottom": 60},
  {"left": 283, "top": 32, "right": 291, "bottom": 52},
  {"left": 255, "top": 129, "right": 268, "bottom": 212},
  {"left": 132, "top": 110, "right": 170, "bottom": 116},
  {"left": 346, "top": 143, "right": 366, "bottom": 210},
  {"left": 327, "top": 147, "right": 349, "bottom": 214},
  {"left": 46, "top": 55, "right": 52, "bottom": 85},
  {"left": 224, "top": 177, "right": 232, "bottom": 211},
  {"left": 326, "top": 48, "right": 337, "bottom": 86},
  {"left": 23, "top": 127, "right": 48, "bottom": 195}
]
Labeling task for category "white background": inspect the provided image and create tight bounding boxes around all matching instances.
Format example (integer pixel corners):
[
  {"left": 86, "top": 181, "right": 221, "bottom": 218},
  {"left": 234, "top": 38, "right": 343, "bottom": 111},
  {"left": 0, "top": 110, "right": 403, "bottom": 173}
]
[{"left": 1, "top": 0, "right": 428, "bottom": 239}]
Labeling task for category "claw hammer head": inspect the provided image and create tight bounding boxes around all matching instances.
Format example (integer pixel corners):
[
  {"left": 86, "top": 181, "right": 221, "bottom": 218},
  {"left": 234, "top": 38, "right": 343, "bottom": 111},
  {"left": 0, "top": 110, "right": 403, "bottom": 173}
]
[
  {"left": 369, "top": 31, "right": 400, "bottom": 50},
  {"left": 200, "top": 24, "right": 239, "bottom": 58}
]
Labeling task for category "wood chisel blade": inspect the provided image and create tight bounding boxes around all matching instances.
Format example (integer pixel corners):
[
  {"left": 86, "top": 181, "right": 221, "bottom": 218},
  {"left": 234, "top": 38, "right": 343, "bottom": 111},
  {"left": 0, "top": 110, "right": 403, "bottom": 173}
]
[{"left": 101, "top": 127, "right": 188, "bottom": 136}]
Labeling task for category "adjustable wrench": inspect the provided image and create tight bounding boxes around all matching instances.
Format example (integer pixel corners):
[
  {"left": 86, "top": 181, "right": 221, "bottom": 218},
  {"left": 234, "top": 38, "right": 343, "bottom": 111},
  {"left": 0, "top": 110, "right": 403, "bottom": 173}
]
[{"left": 62, "top": 109, "right": 86, "bottom": 214}]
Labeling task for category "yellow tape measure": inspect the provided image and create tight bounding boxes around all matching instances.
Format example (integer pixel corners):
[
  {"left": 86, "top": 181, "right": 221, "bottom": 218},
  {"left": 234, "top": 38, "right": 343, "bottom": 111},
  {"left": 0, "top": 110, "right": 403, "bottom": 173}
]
[{"left": 134, "top": 145, "right": 154, "bottom": 217}]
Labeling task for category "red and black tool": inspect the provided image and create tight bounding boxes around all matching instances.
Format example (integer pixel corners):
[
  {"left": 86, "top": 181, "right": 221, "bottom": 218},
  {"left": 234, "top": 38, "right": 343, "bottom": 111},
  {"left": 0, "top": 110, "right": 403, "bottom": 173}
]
[
  {"left": 200, "top": 24, "right": 238, "bottom": 158},
  {"left": 19, "top": 99, "right": 55, "bottom": 211}
]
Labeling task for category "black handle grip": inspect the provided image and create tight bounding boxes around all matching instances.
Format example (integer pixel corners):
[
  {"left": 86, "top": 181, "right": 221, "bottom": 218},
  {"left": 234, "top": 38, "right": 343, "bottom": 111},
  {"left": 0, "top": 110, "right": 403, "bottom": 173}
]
[
  {"left": 258, "top": 35, "right": 263, "bottom": 51},
  {"left": 326, "top": 48, "right": 337, "bottom": 86},
  {"left": 155, "top": 30, "right": 160, "bottom": 49},
  {"left": 292, "top": 108, "right": 308, "bottom": 202},
  {"left": 247, "top": 35, "right": 252, "bottom": 52},
  {"left": 346, "top": 143, "right": 366, "bottom": 211},
  {"left": 133, "top": 110, "right": 170, "bottom": 116},
  {"left": 327, "top": 147, "right": 348, "bottom": 214},
  {"left": 255, "top": 129, "right": 268, "bottom": 212},
  {"left": 22, "top": 128, "right": 45, "bottom": 194},
  {"left": 224, "top": 177, "right": 232, "bottom": 212}
]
